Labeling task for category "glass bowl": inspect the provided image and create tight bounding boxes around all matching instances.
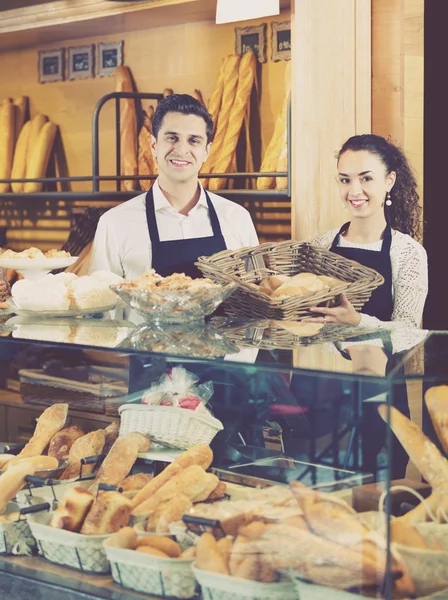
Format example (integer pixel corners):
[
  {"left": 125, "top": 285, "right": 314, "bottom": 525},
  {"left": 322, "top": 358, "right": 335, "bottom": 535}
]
[{"left": 110, "top": 282, "right": 236, "bottom": 323}]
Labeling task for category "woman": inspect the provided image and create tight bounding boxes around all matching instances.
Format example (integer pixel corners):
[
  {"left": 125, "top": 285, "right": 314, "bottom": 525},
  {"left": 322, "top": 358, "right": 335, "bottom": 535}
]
[{"left": 308, "top": 134, "right": 428, "bottom": 329}]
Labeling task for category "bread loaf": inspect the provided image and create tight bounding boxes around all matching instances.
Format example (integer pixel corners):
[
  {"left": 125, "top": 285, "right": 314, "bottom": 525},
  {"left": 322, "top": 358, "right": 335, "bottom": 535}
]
[
  {"left": 80, "top": 491, "right": 132, "bottom": 535},
  {"left": 131, "top": 444, "right": 213, "bottom": 509},
  {"left": 200, "top": 55, "right": 241, "bottom": 180},
  {"left": 146, "top": 493, "right": 192, "bottom": 533},
  {"left": 275, "top": 111, "right": 289, "bottom": 190},
  {"left": 207, "top": 480, "right": 227, "bottom": 500},
  {"left": 10, "top": 120, "right": 31, "bottom": 193},
  {"left": 0, "top": 454, "right": 15, "bottom": 470},
  {"left": 119, "top": 472, "right": 153, "bottom": 492},
  {"left": 13, "top": 96, "right": 28, "bottom": 145},
  {"left": 48, "top": 425, "right": 85, "bottom": 461},
  {"left": 191, "top": 472, "right": 220, "bottom": 502},
  {"left": 103, "top": 421, "right": 119, "bottom": 455},
  {"left": 207, "top": 59, "right": 225, "bottom": 137},
  {"left": 0, "top": 100, "right": 15, "bottom": 193},
  {"left": 27, "top": 114, "right": 48, "bottom": 154},
  {"left": 209, "top": 51, "right": 257, "bottom": 191},
  {"left": 0, "top": 461, "right": 36, "bottom": 514},
  {"left": 257, "top": 95, "right": 288, "bottom": 190},
  {"left": 302, "top": 503, "right": 369, "bottom": 547},
  {"left": 49, "top": 487, "right": 94, "bottom": 532},
  {"left": 24, "top": 121, "right": 58, "bottom": 193},
  {"left": 378, "top": 404, "right": 448, "bottom": 489},
  {"left": 138, "top": 110, "right": 157, "bottom": 192},
  {"left": 60, "top": 429, "right": 106, "bottom": 480},
  {"left": 424, "top": 386, "right": 448, "bottom": 454},
  {"left": 115, "top": 66, "right": 137, "bottom": 191},
  {"left": 5, "top": 455, "right": 58, "bottom": 472},
  {"left": 17, "top": 403, "right": 68, "bottom": 459},
  {"left": 88, "top": 432, "right": 150, "bottom": 495}
]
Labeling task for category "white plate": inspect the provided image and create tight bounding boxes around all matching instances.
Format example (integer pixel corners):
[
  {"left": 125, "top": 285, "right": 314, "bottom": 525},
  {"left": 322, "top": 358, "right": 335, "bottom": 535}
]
[
  {"left": 8, "top": 299, "right": 121, "bottom": 318},
  {"left": 0, "top": 257, "right": 78, "bottom": 270}
]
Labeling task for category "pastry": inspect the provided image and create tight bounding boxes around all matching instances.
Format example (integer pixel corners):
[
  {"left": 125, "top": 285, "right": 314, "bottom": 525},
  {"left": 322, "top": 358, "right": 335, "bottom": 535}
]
[
  {"left": 49, "top": 487, "right": 94, "bottom": 532},
  {"left": 81, "top": 491, "right": 132, "bottom": 535}
]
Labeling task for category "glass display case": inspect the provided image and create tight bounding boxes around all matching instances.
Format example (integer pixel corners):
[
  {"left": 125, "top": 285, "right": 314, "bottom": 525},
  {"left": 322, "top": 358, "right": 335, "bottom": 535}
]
[{"left": 0, "top": 315, "right": 443, "bottom": 600}]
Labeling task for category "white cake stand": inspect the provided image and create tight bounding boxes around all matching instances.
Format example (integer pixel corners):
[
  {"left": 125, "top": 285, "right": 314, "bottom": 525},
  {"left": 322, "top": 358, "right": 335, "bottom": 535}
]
[{"left": 0, "top": 257, "right": 78, "bottom": 280}]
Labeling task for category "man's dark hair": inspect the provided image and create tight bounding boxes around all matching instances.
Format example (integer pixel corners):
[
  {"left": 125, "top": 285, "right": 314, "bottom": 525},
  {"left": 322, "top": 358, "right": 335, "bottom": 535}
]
[{"left": 152, "top": 94, "right": 214, "bottom": 144}]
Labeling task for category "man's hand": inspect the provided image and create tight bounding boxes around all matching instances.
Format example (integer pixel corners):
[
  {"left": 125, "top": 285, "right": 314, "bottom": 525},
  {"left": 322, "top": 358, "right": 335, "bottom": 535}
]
[{"left": 305, "top": 293, "right": 361, "bottom": 326}]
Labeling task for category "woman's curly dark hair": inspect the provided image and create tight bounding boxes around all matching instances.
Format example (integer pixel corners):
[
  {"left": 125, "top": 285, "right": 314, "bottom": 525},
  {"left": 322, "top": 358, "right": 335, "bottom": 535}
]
[{"left": 337, "top": 134, "right": 422, "bottom": 240}]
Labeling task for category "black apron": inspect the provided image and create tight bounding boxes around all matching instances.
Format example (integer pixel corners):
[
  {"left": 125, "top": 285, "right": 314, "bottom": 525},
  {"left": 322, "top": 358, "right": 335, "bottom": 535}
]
[
  {"left": 145, "top": 186, "right": 227, "bottom": 279},
  {"left": 330, "top": 222, "right": 393, "bottom": 321}
]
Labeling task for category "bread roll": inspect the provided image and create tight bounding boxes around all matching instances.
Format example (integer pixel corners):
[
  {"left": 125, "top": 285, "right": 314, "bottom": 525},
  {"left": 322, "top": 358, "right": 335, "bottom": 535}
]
[
  {"left": 271, "top": 283, "right": 308, "bottom": 299},
  {"left": 378, "top": 404, "right": 448, "bottom": 489},
  {"left": 195, "top": 532, "right": 230, "bottom": 575},
  {"left": 5, "top": 455, "right": 58, "bottom": 472},
  {"left": 105, "top": 526, "right": 138, "bottom": 549},
  {"left": 49, "top": 487, "right": 94, "bottom": 532},
  {"left": 209, "top": 50, "right": 257, "bottom": 191},
  {"left": 24, "top": 121, "right": 58, "bottom": 193},
  {"left": 88, "top": 432, "right": 150, "bottom": 495},
  {"left": 191, "top": 472, "right": 220, "bottom": 502},
  {"left": 48, "top": 425, "right": 85, "bottom": 462},
  {"left": 146, "top": 493, "right": 192, "bottom": 534},
  {"left": 274, "top": 321, "right": 323, "bottom": 337},
  {"left": 137, "top": 536, "right": 181, "bottom": 557},
  {"left": 271, "top": 272, "right": 329, "bottom": 298},
  {"left": 60, "top": 429, "right": 106, "bottom": 480},
  {"left": 115, "top": 66, "right": 137, "bottom": 191},
  {"left": 0, "top": 461, "right": 36, "bottom": 514},
  {"left": 103, "top": 421, "right": 120, "bottom": 455},
  {"left": 424, "top": 386, "right": 448, "bottom": 454},
  {"left": 119, "top": 472, "right": 153, "bottom": 492},
  {"left": 207, "top": 481, "right": 227, "bottom": 500},
  {"left": 131, "top": 444, "right": 213, "bottom": 509},
  {"left": 17, "top": 403, "right": 68, "bottom": 459},
  {"left": 13, "top": 96, "right": 28, "bottom": 145},
  {"left": 259, "top": 274, "right": 290, "bottom": 296},
  {"left": 0, "top": 100, "right": 15, "bottom": 193},
  {"left": 81, "top": 491, "right": 132, "bottom": 535},
  {"left": 137, "top": 546, "right": 169, "bottom": 558},
  {"left": 10, "top": 120, "right": 31, "bottom": 193},
  {"left": 200, "top": 55, "right": 241, "bottom": 178}
]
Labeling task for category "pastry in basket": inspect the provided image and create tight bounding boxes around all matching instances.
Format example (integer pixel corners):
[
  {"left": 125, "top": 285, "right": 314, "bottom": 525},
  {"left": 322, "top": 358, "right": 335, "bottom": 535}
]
[
  {"left": 1, "top": 247, "right": 45, "bottom": 259},
  {"left": 88, "top": 432, "right": 151, "bottom": 495},
  {"left": 271, "top": 273, "right": 331, "bottom": 298},
  {"left": 47, "top": 425, "right": 85, "bottom": 462},
  {"left": 60, "top": 429, "right": 106, "bottom": 480},
  {"left": 44, "top": 249, "right": 71, "bottom": 258},
  {"left": 145, "top": 494, "right": 193, "bottom": 534},
  {"left": 16, "top": 403, "right": 69, "bottom": 459},
  {"left": 50, "top": 487, "right": 94, "bottom": 532},
  {"left": 106, "top": 527, "right": 184, "bottom": 559},
  {"left": 80, "top": 490, "right": 132, "bottom": 535},
  {"left": 118, "top": 269, "right": 219, "bottom": 293}
]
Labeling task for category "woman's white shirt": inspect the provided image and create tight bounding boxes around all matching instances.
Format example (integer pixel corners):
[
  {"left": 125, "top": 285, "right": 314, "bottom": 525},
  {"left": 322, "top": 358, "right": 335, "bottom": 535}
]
[{"left": 311, "top": 229, "right": 428, "bottom": 329}]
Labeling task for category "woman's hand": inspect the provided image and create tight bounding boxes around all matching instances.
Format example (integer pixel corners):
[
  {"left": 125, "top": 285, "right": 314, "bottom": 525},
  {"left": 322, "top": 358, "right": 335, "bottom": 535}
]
[{"left": 305, "top": 293, "right": 361, "bottom": 326}]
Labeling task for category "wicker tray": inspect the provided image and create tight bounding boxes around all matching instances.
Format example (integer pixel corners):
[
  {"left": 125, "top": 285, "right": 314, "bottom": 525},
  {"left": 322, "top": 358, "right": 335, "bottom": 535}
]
[{"left": 196, "top": 241, "right": 384, "bottom": 321}]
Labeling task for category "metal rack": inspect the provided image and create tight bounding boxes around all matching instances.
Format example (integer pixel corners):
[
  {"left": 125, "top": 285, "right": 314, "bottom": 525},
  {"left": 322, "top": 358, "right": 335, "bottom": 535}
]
[{"left": 0, "top": 91, "right": 291, "bottom": 243}]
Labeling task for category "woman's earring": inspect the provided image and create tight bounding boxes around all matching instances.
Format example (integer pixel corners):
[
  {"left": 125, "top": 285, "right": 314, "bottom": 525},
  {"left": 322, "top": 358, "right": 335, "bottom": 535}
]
[{"left": 385, "top": 191, "right": 392, "bottom": 206}]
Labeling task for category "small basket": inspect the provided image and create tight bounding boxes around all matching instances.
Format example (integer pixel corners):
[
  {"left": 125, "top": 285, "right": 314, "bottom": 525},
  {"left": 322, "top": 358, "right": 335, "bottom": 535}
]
[
  {"left": 105, "top": 543, "right": 196, "bottom": 598},
  {"left": 119, "top": 405, "right": 224, "bottom": 450},
  {"left": 27, "top": 511, "right": 110, "bottom": 573},
  {"left": 0, "top": 504, "right": 36, "bottom": 556},
  {"left": 290, "top": 576, "right": 375, "bottom": 600},
  {"left": 196, "top": 241, "right": 384, "bottom": 321},
  {"left": 193, "top": 567, "right": 297, "bottom": 600}
]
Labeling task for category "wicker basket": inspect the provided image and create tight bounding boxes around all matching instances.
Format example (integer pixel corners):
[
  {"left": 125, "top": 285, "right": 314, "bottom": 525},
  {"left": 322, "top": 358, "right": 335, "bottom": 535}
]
[
  {"left": 105, "top": 544, "right": 197, "bottom": 598},
  {"left": 118, "top": 405, "right": 224, "bottom": 450},
  {"left": 196, "top": 241, "right": 384, "bottom": 321},
  {"left": 193, "top": 567, "right": 297, "bottom": 600},
  {"left": 0, "top": 503, "right": 36, "bottom": 556}
]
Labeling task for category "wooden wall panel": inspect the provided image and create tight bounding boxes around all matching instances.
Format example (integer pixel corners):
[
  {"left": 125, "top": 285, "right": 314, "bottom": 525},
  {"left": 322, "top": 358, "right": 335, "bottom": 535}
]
[{"left": 291, "top": 0, "right": 371, "bottom": 242}]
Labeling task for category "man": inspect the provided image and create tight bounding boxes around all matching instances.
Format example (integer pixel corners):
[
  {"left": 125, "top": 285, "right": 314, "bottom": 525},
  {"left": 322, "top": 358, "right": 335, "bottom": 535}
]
[{"left": 89, "top": 94, "right": 259, "bottom": 279}]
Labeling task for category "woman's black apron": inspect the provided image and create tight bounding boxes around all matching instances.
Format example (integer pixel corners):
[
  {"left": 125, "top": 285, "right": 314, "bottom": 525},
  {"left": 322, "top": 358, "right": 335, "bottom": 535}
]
[
  {"left": 128, "top": 186, "right": 227, "bottom": 394},
  {"left": 330, "top": 223, "right": 409, "bottom": 479}
]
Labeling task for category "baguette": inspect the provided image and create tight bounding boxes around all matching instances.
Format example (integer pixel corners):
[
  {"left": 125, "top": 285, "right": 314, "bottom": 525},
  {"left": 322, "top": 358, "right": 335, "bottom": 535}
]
[
  {"left": 275, "top": 110, "right": 289, "bottom": 190},
  {"left": 49, "top": 487, "right": 94, "bottom": 532},
  {"left": 115, "top": 66, "right": 137, "bottom": 191},
  {"left": 4, "top": 455, "right": 58, "bottom": 472},
  {"left": 378, "top": 404, "right": 448, "bottom": 489},
  {"left": 48, "top": 425, "right": 85, "bottom": 461},
  {"left": 0, "top": 454, "right": 15, "bottom": 470},
  {"left": 10, "top": 120, "right": 31, "bottom": 193},
  {"left": 207, "top": 59, "right": 225, "bottom": 136},
  {"left": 201, "top": 54, "right": 241, "bottom": 179},
  {"left": 27, "top": 114, "right": 48, "bottom": 154},
  {"left": 0, "top": 100, "right": 15, "bottom": 193},
  {"left": 88, "top": 432, "right": 150, "bottom": 495},
  {"left": 138, "top": 110, "right": 157, "bottom": 192},
  {"left": 209, "top": 50, "right": 257, "bottom": 191},
  {"left": 424, "top": 386, "right": 448, "bottom": 454},
  {"left": 257, "top": 95, "right": 288, "bottom": 190},
  {"left": 0, "top": 462, "right": 36, "bottom": 514},
  {"left": 118, "top": 472, "right": 153, "bottom": 493},
  {"left": 13, "top": 96, "right": 28, "bottom": 145},
  {"left": 103, "top": 421, "right": 119, "bottom": 455},
  {"left": 80, "top": 491, "right": 132, "bottom": 535},
  {"left": 17, "top": 403, "right": 68, "bottom": 459},
  {"left": 60, "top": 429, "right": 106, "bottom": 480},
  {"left": 24, "top": 121, "right": 58, "bottom": 193},
  {"left": 131, "top": 444, "right": 213, "bottom": 509}
]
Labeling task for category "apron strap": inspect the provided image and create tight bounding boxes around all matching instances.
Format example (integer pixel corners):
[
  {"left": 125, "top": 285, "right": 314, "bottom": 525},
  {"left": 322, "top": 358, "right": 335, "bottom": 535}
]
[
  {"left": 204, "top": 190, "right": 223, "bottom": 237},
  {"left": 145, "top": 187, "right": 160, "bottom": 244},
  {"left": 330, "top": 222, "right": 392, "bottom": 253}
]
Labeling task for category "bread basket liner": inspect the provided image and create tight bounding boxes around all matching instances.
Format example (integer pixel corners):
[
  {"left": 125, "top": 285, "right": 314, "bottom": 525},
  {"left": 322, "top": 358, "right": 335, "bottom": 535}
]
[
  {"left": 26, "top": 510, "right": 110, "bottom": 573},
  {"left": 104, "top": 543, "right": 197, "bottom": 598},
  {"left": 118, "top": 404, "right": 224, "bottom": 450},
  {"left": 0, "top": 503, "right": 36, "bottom": 556},
  {"left": 192, "top": 566, "right": 297, "bottom": 600}
]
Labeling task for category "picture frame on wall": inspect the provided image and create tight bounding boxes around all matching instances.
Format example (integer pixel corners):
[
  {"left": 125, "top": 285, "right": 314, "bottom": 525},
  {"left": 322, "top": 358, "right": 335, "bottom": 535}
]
[
  {"left": 67, "top": 44, "right": 95, "bottom": 80},
  {"left": 271, "top": 21, "right": 291, "bottom": 61},
  {"left": 38, "top": 48, "right": 64, "bottom": 84},
  {"left": 235, "top": 24, "right": 267, "bottom": 63},
  {"left": 97, "top": 41, "right": 124, "bottom": 77}
]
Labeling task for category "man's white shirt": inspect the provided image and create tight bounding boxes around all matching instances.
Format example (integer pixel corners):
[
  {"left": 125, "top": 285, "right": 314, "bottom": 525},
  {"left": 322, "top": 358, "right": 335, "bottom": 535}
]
[{"left": 89, "top": 179, "right": 259, "bottom": 278}]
